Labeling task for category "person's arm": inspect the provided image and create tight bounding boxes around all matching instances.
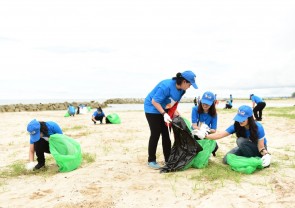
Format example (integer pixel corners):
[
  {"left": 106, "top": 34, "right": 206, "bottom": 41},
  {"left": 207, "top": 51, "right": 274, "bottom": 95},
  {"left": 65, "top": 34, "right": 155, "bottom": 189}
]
[
  {"left": 258, "top": 139, "right": 269, "bottom": 156},
  {"left": 151, "top": 99, "right": 166, "bottom": 115},
  {"left": 205, "top": 130, "right": 230, "bottom": 140},
  {"left": 29, "top": 144, "right": 34, "bottom": 162}
]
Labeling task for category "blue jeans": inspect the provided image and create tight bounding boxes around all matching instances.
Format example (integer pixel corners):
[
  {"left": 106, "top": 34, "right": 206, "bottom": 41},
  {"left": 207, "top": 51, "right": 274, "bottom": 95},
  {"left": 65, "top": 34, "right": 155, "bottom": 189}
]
[{"left": 223, "top": 137, "right": 266, "bottom": 164}]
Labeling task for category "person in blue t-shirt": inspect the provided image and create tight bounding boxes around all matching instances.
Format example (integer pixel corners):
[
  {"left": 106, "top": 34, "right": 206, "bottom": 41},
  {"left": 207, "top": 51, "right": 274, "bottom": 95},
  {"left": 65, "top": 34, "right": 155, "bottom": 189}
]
[
  {"left": 224, "top": 100, "right": 232, "bottom": 109},
  {"left": 191, "top": 91, "right": 218, "bottom": 156},
  {"left": 196, "top": 105, "right": 271, "bottom": 168},
  {"left": 92, "top": 107, "right": 105, "bottom": 124},
  {"left": 68, "top": 105, "right": 76, "bottom": 116},
  {"left": 250, "top": 94, "right": 266, "bottom": 121},
  {"left": 144, "top": 70, "right": 198, "bottom": 169},
  {"left": 26, "top": 119, "right": 63, "bottom": 170}
]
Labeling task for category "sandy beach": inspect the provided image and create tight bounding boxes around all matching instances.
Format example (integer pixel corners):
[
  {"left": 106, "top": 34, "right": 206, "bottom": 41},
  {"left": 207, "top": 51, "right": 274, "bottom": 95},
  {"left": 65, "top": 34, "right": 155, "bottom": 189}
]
[{"left": 0, "top": 99, "right": 295, "bottom": 208}]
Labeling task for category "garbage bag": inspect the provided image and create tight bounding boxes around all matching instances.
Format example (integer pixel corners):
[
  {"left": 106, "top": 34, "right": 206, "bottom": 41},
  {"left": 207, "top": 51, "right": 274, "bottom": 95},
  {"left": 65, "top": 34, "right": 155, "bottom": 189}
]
[
  {"left": 64, "top": 112, "right": 70, "bottom": 117},
  {"left": 106, "top": 113, "right": 121, "bottom": 124},
  {"left": 49, "top": 134, "right": 82, "bottom": 172},
  {"left": 183, "top": 139, "right": 217, "bottom": 170},
  {"left": 226, "top": 154, "right": 263, "bottom": 174},
  {"left": 160, "top": 116, "right": 203, "bottom": 173}
]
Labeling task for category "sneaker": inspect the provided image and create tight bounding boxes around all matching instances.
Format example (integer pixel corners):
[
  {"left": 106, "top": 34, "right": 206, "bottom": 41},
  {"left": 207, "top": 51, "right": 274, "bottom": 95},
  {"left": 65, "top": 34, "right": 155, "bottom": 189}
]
[
  {"left": 148, "top": 161, "right": 161, "bottom": 169},
  {"left": 33, "top": 163, "right": 45, "bottom": 170}
]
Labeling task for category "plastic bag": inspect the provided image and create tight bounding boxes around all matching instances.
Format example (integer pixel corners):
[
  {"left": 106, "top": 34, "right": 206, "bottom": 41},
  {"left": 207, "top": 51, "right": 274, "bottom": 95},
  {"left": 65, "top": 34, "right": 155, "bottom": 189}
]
[
  {"left": 49, "top": 134, "right": 82, "bottom": 172},
  {"left": 183, "top": 139, "right": 217, "bottom": 170},
  {"left": 64, "top": 112, "right": 70, "bottom": 117},
  {"left": 106, "top": 113, "right": 121, "bottom": 124},
  {"left": 226, "top": 153, "right": 263, "bottom": 174},
  {"left": 160, "top": 116, "right": 203, "bottom": 173}
]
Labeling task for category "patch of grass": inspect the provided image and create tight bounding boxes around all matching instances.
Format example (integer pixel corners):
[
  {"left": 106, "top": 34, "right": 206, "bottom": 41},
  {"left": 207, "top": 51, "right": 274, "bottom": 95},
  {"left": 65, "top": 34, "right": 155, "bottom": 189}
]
[
  {"left": 265, "top": 107, "right": 295, "bottom": 119},
  {"left": 82, "top": 152, "right": 96, "bottom": 163}
]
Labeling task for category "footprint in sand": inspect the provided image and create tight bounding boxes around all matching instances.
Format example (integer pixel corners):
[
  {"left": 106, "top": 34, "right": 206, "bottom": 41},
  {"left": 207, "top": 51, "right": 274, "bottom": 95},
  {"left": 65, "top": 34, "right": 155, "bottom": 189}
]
[{"left": 30, "top": 189, "right": 53, "bottom": 199}]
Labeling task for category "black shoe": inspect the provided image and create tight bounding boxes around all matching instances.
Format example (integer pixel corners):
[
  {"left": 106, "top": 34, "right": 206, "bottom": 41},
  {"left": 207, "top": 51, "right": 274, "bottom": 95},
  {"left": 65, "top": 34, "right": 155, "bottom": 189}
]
[
  {"left": 33, "top": 163, "right": 45, "bottom": 170},
  {"left": 93, "top": 121, "right": 96, "bottom": 124}
]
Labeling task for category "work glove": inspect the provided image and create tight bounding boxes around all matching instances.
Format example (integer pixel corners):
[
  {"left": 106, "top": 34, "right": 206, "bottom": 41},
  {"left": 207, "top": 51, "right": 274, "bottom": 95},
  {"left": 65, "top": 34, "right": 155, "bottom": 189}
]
[
  {"left": 25, "top": 162, "right": 36, "bottom": 171},
  {"left": 261, "top": 154, "right": 271, "bottom": 167},
  {"left": 163, "top": 113, "right": 172, "bottom": 123},
  {"left": 200, "top": 123, "right": 210, "bottom": 134},
  {"left": 192, "top": 129, "right": 207, "bottom": 139}
]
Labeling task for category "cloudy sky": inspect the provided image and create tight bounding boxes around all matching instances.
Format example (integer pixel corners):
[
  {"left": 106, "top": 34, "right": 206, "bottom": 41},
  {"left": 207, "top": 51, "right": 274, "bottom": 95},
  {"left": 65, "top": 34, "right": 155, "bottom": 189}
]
[{"left": 0, "top": 0, "right": 295, "bottom": 101}]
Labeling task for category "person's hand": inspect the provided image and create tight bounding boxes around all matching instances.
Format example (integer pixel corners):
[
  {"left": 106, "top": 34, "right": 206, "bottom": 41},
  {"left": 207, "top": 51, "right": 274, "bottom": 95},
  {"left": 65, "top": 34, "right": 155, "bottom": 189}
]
[
  {"left": 192, "top": 129, "right": 206, "bottom": 139},
  {"left": 25, "top": 162, "right": 35, "bottom": 171},
  {"left": 163, "top": 113, "right": 172, "bottom": 123},
  {"left": 261, "top": 154, "right": 271, "bottom": 167},
  {"left": 200, "top": 123, "right": 210, "bottom": 134}
]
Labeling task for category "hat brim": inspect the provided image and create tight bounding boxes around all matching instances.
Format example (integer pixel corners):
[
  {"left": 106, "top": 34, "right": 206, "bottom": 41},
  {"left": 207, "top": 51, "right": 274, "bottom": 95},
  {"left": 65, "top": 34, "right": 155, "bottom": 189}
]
[
  {"left": 30, "top": 131, "right": 40, "bottom": 143},
  {"left": 191, "top": 82, "right": 198, "bottom": 89},
  {"left": 201, "top": 99, "right": 213, "bottom": 106},
  {"left": 234, "top": 114, "right": 248, "bottom": 123}
]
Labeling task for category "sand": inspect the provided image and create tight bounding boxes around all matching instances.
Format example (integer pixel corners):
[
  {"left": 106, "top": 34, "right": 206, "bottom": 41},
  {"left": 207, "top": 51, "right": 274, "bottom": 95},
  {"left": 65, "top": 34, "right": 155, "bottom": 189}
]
[{"left": 0, "top": 101, "right": 295, "bottom": 208}]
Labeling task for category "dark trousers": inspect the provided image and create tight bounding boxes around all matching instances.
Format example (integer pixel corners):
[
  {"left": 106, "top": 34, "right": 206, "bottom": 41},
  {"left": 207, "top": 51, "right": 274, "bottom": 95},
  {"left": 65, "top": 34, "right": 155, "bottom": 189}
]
[
  {"left": 253, "top": 102, "right": 266, "bottom": 120},
  {"left": 34, "top": 138, "right": 50, "bottom": 165},
  {"left": 223, "top": 137, "right": 267, "bottom": 164},
  {"left": 145, "top": 113, "right": 171, "bottom": 163},
  {"left": 94, "top": 115, "right": 104, "bottom": 123},
  {"left": 225, "top": 104, "right": 232, "bottom": 109}
]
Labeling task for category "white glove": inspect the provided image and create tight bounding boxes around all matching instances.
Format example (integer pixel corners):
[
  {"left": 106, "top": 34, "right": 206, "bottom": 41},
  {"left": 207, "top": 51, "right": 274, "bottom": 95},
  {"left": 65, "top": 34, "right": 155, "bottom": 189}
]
[
  {"left": 25, "top": 162, "right": 36, "bottom": 170},
  {"left": 261, "top": 154, "right": 271, "bottom": 167},
  {"left": 163, "top": 113, "right": 172, "bottom": 123},
  {"left": 192, "top": 129, "right": 207, "bottom": 139},
  {"left": 200, "top": 123, "right": 210, "bottom": 134}
]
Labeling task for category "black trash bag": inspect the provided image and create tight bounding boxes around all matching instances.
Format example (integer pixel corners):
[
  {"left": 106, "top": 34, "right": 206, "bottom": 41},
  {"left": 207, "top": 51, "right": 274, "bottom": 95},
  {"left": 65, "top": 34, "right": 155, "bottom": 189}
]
[{"left": 160, "top": 116, "right": 203, "bottom": 173}]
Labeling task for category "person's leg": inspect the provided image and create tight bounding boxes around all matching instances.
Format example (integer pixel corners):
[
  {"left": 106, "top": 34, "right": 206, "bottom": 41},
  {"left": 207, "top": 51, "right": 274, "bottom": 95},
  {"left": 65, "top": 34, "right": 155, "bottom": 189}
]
[
  {"left": 96, "top": 115, "right": 103, "bottom": 124},
  {"left": 145, "top": 113, "right": 162, "bottom": 163},
  {"left": 161, "top": 122, "right": 171, "bottom": 163},
  {"left": 223, "top": 146, "right": 243, "bottom": 164},
  {"left": 34, "top": 138, "right": 50, "bottom": 169},
  {"left": 257, "top": 102, "right": 266, "bottom": 120},
  {"left": 236, "top": 137, "right": 261, "bottom": 157},
  {"left": 253, "top": 105, "right": 259, "bottom": 120}
]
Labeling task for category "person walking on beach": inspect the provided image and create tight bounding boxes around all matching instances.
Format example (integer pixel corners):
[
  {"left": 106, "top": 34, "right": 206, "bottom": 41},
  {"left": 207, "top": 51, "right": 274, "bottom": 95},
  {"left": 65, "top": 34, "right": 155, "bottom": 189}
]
[
  {"left": 26, "top": 119, "right": 63, "bottom": 170},
  {"left": 230, "top": 94, "right": 233, "bottom": 103},
  {"left": 92, "top": 106, "right": 105, "bottom": 124},
  {"left": 191, "top": 91, "right": 218, "bottom": 155},
  {"left": 250, "top": 94, "right": 266, "bottom": 121},
  {"left": 193, "top": 105, "right": 271, "bottom": 168},
  {"left": 144, "top": 70, "right": 198, "bottom": 169}
]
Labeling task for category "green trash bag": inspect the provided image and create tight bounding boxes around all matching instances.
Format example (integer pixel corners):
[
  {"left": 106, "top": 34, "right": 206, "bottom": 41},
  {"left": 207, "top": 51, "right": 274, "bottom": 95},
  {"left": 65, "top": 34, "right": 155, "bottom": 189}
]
[
  {"left": 181, "top": 116, "right": 192, "bottom": 133},
  {"left": 64, "top": 111, "right": 70, "bottom": 117},
  {"left": 226, "top": 154, "right": 263, "bottom": 174},
  {"left": 49, "top": 134, "right": 82, "bottom": 172},
  {"left": 106, "top": 113, "right": 121, "bottom": 124},
  {"left": 87, "top": 106, "right": 91, "bottom": 112},
  {"left": 183, "top": 139, "right": 217, "bottom": 170}
]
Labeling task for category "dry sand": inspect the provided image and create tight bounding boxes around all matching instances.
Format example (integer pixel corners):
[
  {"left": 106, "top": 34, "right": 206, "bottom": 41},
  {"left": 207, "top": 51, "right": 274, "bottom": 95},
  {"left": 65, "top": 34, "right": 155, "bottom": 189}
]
[{"left": 0, "top": 100, "right": 295, "bottom": 208}]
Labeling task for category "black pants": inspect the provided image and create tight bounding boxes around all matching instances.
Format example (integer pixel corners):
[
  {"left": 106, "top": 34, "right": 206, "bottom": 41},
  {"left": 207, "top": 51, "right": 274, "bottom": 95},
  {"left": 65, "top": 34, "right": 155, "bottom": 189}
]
[
  {"left": 225, "top": 104, "right": 232, "bottom": 109},
  {"left": 145, "top": 113, "right": 171, "bottom": 163},
  {"left": 253, "top": 102, "right": 266, "bottom": 120},
  {"left": 34, "top": 138, "right": 50, "bottom": 165},
  {"left": 94, "top": 115, "right": 104, "bottom": 123}
]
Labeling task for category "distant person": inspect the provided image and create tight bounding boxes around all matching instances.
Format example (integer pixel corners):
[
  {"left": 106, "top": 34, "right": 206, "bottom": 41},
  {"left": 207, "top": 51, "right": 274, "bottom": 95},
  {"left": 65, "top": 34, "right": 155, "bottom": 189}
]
[
  {"left": 250, "top": 94, "right": 266, "bottom": 121},
  {"left": 194, "top": 105, "right": 271, "bottom": 168},
  {"left": 193, "top": 97, "right": 197, "bottom": 106},
  {"left": 26, "top": 119, "right": 63, "bottom": 171},
  {"left": 92, "top": 107, "right": 105, "bottom": 124},
  {"left": 224, "top": 100, "right": 232, "bottom": 109},
  {"left": 191, "top": 91, "right": 218, "bottom": 156},
  {"left": 214, "top": 94, "right": 219, "bottom": 105},
  {"left": 144, "top": 70, "right": 198, "bottom": 169},
  {"left": 230, "top": 94, "right": 233, "bottom": 103},
  {"left": 68, "top": 105, "right": 76, "bottom": 116}
]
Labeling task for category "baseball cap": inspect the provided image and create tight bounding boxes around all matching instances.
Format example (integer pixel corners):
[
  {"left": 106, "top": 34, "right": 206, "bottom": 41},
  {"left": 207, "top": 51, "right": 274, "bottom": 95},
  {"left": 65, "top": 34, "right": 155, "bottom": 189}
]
[
  {"left": 233, "top": 105, "right": 253, "bottom": 122},
  {"left": 181, "top": 70, "right": 198, "bottom": 89},
  {"left": 27, "top": 119, "right": 41, "bottom": 143},
  {"left": 201, "top": 91, "right": 215, "bottom": 106}
]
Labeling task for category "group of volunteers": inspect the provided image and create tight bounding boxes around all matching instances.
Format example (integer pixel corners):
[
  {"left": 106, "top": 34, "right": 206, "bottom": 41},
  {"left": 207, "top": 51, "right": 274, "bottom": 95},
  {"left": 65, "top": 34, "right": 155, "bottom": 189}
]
[{"left": 143, "top": 70, "right": 269, "bottom": 170}]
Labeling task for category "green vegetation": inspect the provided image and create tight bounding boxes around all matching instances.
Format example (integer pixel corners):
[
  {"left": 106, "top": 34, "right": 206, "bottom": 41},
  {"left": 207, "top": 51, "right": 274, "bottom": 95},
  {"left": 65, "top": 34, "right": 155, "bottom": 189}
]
[{"left": 265, "top": 107, "right": 295, "bottom": 119}]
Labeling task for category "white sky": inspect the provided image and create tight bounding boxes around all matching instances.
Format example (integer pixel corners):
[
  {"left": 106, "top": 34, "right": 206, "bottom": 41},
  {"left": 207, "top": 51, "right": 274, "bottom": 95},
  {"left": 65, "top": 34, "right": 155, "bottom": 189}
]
[{"left": 0, "top": 0, "right": 295, "bottom": 100}]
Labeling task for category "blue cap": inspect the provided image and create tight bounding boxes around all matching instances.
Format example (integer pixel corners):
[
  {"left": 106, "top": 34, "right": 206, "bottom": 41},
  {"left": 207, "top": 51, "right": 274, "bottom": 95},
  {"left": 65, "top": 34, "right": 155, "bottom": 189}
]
[
  {"left": 27, "top": 119, "right": 41, "bottom": 143},
  {"left": 201, "top": 91, "right": 215, "bottom": 105},
  {"left": 181, "top": 70, "right": 198, "bottom": 89},
  {"left": 233, "top": 105, "right": 253, "bottom": 122}
]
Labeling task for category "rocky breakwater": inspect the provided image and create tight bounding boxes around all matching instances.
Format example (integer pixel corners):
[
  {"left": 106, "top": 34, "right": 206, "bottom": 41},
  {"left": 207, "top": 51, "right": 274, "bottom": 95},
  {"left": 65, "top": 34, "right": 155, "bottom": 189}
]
[{"left": 0, "top": 101, "right": 107, "bottom": 113}]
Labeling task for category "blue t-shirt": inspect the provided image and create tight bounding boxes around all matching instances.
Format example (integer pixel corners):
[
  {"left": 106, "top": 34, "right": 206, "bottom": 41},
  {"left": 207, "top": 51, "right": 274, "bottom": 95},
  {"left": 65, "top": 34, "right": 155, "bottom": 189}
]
[
  {"left": 93, "top": 110, "right": 105, "bottom": 117},
  {"left": 251, "top": 95, "right": 264, "bottom": 104},
  {"left": 225, "top": 121, "right": 267, "bottom": 145},
  {"left": 191, "top": 106, "right": 217, "bottom": 130},
  {"left": 68, "top": 106, "right": 75, "bottom": 115},
  {"left": 144, "top": 79, "right": 185, "bottom": 114},
  {"left": 30, "top": 121, "right": 63, "bottom": 144}
]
